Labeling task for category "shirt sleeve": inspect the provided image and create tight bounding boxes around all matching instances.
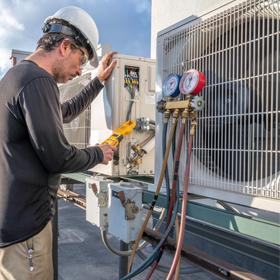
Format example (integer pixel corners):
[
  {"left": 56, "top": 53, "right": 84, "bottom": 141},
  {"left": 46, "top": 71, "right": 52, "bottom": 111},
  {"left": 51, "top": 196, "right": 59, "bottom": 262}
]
[
  {"left": 18, "top": 77, "right": 103, "bottom": 174},
  {"left": 61, "top": 76, "right": 104, "bottom": 123}
]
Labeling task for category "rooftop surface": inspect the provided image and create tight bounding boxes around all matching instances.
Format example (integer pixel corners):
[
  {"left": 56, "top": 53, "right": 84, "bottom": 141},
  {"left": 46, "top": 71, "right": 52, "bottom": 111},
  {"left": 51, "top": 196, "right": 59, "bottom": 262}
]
[{"left": 57, "top": 185, "right": 219, "bottom": 280}]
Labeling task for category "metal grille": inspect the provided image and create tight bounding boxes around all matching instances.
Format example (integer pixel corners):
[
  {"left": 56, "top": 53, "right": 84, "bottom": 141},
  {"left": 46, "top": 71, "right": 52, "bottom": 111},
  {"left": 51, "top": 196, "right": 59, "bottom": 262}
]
[
  {"left": 159, "top": 0, "right": 279, "bottom": 200},
  {"left": 60, "top": 73, "right": 92, "bottom": 149}
]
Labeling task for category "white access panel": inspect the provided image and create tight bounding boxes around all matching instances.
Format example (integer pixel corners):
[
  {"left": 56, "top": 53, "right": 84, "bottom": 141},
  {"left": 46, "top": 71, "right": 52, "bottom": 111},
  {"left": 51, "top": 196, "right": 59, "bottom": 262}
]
[
  {"left": 60, "top": 54, "right": 156, "bottom": 177},
  {"left": 86, "top": 177, "right": 112, "bottom": 228},
  {"left": 108, "top": 182, "right": 143, "bottom": 243},
  {"left": 90, "top": 54, "right": 156, "bottom": 176}
]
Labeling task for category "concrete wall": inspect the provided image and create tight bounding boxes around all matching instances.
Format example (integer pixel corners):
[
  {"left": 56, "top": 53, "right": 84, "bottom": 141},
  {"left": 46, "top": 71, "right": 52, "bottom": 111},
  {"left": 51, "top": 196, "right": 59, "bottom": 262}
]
[{"left": 151, "top": 0, "right": 240, "bottom": 58}]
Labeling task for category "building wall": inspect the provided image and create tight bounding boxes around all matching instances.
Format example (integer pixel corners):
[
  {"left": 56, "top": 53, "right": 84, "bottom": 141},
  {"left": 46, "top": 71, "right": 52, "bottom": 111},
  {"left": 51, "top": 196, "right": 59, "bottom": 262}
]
[
  {"left": 10, "top": 49, "right": 31, "bottom": 66},
  {"left": 151, "top": 0, "right": 241, "bottom": 58}
]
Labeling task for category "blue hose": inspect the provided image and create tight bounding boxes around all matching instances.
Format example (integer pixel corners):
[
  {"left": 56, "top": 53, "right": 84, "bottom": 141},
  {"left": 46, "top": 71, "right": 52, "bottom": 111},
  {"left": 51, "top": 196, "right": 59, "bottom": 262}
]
[{"left": 120, "top": 192, "right": 180, "bottom": 279}]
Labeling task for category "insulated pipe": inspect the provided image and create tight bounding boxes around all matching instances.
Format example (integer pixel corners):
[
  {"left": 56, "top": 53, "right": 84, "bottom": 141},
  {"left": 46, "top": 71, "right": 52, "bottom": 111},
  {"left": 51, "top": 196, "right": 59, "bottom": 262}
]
[
  {"left": 127, "top": 110, "right": 179, "bottom": 272},
  {"left": 141, "top": 136, "right": 155, "bottom": 153},
  {"left": 166, "top": 133, "right": 195, "bottom": 280}
]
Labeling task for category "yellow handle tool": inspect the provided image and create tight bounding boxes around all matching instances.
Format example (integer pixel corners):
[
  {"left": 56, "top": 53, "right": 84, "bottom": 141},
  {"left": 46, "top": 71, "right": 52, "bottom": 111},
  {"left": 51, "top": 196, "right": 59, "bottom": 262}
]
[{"left": 101, "top": 120, "right": 136, "bottom": 147}]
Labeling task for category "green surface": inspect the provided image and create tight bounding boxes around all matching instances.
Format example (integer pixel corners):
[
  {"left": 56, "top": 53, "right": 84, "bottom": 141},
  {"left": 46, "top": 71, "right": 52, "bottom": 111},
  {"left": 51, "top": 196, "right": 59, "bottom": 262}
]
[
  {"left": 62, "top": 172, "right": 280, "bottom": 246},
  {"left": 143, "top": 192, "right": 280, "bottom": 246}
]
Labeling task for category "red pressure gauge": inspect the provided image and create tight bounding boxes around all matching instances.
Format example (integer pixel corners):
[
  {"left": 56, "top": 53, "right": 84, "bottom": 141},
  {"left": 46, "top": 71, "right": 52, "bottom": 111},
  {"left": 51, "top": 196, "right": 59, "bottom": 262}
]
[{"left": 179, "top": 69, "right": 206, "bottom": 96}]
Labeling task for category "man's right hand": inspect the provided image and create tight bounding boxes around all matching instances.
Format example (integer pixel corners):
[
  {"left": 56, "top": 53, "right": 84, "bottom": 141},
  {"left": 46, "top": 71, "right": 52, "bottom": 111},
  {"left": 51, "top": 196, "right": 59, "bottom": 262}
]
[{"left": 98, "top": 144, "right": 117, "bottom": 164}]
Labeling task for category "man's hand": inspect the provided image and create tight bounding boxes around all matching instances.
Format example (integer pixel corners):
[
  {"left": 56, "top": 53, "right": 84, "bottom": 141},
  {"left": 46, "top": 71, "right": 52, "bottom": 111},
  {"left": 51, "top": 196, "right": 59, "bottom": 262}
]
[
  {"left": 97, "top": 52, "right": 117, "bottom": 82},
  {"left": 98, "top": 144, "right": 117, "bottom": 164}
]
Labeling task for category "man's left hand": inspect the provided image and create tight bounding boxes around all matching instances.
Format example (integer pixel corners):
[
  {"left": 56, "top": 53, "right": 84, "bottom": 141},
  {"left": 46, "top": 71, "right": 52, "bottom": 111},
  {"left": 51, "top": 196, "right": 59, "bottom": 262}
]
[{"left": 97, "top": 52, "right": 117, "bottom": 82}]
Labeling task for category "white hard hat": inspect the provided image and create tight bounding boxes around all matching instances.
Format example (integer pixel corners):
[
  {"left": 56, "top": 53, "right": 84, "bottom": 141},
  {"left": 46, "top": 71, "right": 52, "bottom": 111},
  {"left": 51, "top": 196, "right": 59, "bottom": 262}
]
[{"left": 43, "top": 6, "right": 99, "bottom": 67}]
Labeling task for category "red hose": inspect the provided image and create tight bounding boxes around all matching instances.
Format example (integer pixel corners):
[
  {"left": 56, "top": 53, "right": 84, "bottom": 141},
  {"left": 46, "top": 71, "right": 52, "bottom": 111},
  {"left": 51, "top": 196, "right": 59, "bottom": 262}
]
[
  {"left": 145, "top": 121, "right": 186, "bottom": 280},
  {"left": 166, "top": 122, "right": 186, "bottom": 225},
  {"left": 166, "top": 135, "right": 194, "bottom": 280}
]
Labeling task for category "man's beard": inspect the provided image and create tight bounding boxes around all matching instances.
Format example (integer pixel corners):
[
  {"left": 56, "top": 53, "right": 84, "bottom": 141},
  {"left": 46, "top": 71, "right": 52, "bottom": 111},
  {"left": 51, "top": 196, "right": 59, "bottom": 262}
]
[{"left": 52, "top": 62, "right": 67, "bottom": 83}]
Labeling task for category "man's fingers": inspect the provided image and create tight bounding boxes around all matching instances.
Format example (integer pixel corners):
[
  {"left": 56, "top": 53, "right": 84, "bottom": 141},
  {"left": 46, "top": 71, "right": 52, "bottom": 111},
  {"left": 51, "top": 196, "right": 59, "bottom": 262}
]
[
  {"left": 109, "top": 60, "right": 117, "bottom": 69},
  {"left": 102, "top": 53, "right": 110, "bottom": 64},
  {"left": 111, "top": 145, "right": 117, "bottom": 152},
  {"left": 103, "top": 52, "right": 117, "bottom": 64},
  {"left": 104, "top": 61, "right": 117, "bottom": 77},
  {"left": 107, "top": 51, "right": 117, "bottom": 59}
]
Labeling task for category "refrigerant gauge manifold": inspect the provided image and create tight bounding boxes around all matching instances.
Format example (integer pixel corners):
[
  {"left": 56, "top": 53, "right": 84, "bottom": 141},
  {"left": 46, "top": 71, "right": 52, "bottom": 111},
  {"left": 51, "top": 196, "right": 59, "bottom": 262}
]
[
  {"left": 179, "top": 69, "right": 206, "bottom": 96},
  {"left": 191, "top": 96, "right": 205, "bottom": 111},
  {"left": 162, "top": 74, "right": 181, "bottom": 98}
]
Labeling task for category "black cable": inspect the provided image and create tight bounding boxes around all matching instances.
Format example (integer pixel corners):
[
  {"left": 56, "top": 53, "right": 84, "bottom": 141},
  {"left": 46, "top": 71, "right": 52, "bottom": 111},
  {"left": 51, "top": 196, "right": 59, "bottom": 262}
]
[{"left": 120, "top": 192, "right": 180, "bottom": 280}]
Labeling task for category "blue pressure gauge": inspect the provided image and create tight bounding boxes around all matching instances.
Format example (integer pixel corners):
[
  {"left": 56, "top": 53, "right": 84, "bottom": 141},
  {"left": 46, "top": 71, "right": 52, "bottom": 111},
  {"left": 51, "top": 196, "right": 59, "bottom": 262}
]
[{"left": 162, "top": 74, "right": 181, "bottom": 98}]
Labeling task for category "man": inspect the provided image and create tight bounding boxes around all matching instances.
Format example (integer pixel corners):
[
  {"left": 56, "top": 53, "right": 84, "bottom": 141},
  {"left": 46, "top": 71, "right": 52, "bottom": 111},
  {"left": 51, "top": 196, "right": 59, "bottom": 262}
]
[{"left": 0, "top": 6, "right": 116, "bottom": 279}]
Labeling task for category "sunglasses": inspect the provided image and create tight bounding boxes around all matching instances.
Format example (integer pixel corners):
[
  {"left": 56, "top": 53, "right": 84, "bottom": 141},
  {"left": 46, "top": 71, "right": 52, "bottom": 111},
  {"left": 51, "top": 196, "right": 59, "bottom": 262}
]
[{"left": 70, "top": 42, "right": 89, "bottom": 66}]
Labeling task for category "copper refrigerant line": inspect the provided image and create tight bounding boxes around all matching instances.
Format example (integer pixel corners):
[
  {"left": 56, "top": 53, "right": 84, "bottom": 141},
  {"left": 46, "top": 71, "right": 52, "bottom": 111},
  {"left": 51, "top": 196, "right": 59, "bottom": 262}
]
[{"left": 122, "top": 98, "right": 199, "bottom": 280}]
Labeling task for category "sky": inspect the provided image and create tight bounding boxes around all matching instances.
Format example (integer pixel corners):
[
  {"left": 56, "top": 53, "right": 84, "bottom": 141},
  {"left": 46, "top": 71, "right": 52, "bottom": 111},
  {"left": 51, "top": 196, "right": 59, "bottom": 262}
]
[{"left": 0, "top": 0, "right": 151, "bottom": 77}]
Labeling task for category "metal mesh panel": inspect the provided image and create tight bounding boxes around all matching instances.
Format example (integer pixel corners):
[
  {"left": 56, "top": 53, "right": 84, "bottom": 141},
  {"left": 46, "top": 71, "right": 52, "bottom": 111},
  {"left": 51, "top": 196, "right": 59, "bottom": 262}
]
[
  {"left": 60, "top": 73, "right": 92, "bottom": 149},
  {"left": 159, "top": 0, "right": 279, "bottom": 200}
]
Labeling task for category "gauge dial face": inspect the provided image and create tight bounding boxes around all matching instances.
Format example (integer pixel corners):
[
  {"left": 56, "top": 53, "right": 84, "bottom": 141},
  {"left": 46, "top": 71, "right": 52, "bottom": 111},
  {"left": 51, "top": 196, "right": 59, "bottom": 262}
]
[
  {"left": 179, "top": 69, "right": 205, "bottom": 95},
  {"left": 162, "top": 74, "right": 181, "bottom": 97}
]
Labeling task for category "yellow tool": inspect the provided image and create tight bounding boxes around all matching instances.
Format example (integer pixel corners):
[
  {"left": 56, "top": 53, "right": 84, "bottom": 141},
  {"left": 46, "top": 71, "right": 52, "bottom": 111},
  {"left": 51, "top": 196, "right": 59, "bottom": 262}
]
[{"left": 101, "top": 120, "right": 136, "bottom": 147}]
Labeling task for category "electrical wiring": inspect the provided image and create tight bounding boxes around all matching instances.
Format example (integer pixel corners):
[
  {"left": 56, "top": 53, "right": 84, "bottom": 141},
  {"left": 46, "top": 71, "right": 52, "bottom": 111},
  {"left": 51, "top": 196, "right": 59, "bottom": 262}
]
[
  {"left": 125, "top": 76, "right": 136, "bottom": 121},
  {"left": 127, "top": 112, "right": 179, "bottom": 273},
  {"left": 100, "top": 229, "right": 146, "bottom": 257},
  {"left": 166, "top": 133, "right": 194, "bottom": 280}
]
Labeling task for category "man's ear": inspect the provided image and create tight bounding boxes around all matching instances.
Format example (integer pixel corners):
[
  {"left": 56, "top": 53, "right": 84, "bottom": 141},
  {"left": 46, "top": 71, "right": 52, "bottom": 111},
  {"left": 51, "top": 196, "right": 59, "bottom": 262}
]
[{"left": 59, "top": 39, "right": 71, "bottom": 58}]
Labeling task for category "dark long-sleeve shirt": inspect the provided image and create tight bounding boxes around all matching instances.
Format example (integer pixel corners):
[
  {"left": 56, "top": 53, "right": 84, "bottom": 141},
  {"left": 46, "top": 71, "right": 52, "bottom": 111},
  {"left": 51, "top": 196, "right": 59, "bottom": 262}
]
[{"left": 0, "top": 60, "right": 103, "bottom": 247}]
